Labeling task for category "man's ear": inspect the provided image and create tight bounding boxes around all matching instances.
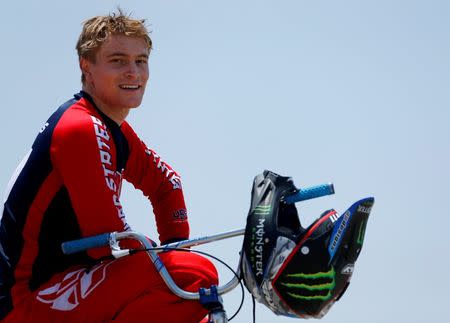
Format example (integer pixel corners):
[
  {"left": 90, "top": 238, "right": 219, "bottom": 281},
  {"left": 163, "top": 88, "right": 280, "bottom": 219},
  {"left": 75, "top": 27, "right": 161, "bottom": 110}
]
[{"left": 80, "top": 58, "right": 92, "bottom": 83}]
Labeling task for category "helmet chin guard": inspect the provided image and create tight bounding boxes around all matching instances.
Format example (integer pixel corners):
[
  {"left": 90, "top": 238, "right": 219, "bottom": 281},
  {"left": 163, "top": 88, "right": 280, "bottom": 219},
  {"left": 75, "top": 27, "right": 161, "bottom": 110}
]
[{"left": 240, "top": 170, "right": 374, "bottom": 318}]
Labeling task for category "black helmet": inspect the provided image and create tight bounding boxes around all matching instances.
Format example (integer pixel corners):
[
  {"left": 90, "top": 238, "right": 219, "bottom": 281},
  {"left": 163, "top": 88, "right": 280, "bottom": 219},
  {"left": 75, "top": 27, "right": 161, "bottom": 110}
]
[{"left": 240, "top": 170, "right": 374, "bottom": 318}]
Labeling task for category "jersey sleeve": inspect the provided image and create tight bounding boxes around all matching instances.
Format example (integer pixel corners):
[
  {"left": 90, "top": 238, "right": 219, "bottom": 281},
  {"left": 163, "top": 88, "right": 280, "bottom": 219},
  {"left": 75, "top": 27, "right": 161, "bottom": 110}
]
[
  {"left": 121, "top": 122, "right": 189, "bottom": 244},
  {"left": 50, "top": 108, "right": 128, "bottom": 258}
]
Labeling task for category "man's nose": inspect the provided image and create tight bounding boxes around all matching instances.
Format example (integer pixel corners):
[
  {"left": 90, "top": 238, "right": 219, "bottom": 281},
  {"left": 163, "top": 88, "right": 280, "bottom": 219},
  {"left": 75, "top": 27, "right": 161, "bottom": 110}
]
[{"left": 125, "top": 63, "right": 139, "bottom": 79}]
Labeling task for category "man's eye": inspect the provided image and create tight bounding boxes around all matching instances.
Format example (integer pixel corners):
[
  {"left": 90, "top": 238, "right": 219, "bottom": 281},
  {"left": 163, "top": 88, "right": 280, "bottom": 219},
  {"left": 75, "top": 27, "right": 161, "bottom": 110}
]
[{"left": 136, "top": 59, "right": 148, "bottom": 64}]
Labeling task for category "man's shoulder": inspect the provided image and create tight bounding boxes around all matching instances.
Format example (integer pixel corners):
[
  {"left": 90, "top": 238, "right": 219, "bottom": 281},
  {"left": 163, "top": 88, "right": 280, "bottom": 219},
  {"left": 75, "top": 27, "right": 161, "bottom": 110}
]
[{"left": 51, "top": 95, "right": 99, "bottom": 141}]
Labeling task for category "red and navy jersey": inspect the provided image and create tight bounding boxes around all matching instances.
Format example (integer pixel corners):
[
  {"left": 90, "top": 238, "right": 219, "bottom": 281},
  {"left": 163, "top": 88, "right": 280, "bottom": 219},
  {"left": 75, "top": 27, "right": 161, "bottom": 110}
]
[{"left": 0, "top": 91, "right": 189, "bottom": 318}]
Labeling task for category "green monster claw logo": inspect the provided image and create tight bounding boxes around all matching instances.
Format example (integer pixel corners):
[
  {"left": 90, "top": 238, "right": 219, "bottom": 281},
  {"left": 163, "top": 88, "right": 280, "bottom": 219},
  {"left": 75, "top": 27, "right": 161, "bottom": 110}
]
[
  {"left": 281, "top": 267, "right": 336, "bottom": 301},
  {"left": 357, "top": 220, "right": 367, "bottom": 245},
  {"left": 253, "top": 205, "right": 271, "bottom": 215}
]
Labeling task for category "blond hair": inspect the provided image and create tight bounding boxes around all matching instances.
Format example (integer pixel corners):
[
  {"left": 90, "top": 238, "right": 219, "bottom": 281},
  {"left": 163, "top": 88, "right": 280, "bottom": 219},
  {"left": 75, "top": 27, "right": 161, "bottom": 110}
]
[{"left": 76, "top": 9, "right": 152, "bottom": 82}]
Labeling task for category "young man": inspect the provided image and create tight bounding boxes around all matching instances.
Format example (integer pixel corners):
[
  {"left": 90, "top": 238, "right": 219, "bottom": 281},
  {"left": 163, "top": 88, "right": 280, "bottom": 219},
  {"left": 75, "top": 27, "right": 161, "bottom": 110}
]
[{"left": 0, "top": 11, "right": 218, "bottom": 322}]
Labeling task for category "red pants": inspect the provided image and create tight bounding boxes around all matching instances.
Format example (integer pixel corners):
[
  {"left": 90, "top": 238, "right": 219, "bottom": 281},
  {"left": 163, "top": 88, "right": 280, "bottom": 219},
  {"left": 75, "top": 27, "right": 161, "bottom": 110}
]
[{"left": 5, "top": 251, "right": 218, "bottom": 322}]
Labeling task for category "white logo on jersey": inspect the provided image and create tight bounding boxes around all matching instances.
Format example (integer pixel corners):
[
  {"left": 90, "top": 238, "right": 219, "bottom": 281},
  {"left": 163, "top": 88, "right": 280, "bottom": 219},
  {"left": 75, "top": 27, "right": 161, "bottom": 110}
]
[
  {"left": 39, "top": 122, "right": 50, "bottom": 133},
  {"left": 36, "top": 261, "right": 113, "bottom": 311},
  {"left": 145, "top": 148, "right": 182, "bottom": 190},
  {"left": 91, "top": 116, "right": 129, "bottom": 231}
]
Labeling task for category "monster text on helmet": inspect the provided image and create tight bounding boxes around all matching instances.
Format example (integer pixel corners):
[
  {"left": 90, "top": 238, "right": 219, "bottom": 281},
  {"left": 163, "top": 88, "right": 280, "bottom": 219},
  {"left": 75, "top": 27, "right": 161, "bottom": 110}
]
[{"left": 255, "top": 218, "right": 266, "bottom": 276}]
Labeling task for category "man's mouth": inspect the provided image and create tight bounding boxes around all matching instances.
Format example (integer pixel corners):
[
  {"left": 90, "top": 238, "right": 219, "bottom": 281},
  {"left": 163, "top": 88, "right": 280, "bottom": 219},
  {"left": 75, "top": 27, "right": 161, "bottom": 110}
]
[{"left": 119, "top": 85, "right": 141, "bottom": 90}]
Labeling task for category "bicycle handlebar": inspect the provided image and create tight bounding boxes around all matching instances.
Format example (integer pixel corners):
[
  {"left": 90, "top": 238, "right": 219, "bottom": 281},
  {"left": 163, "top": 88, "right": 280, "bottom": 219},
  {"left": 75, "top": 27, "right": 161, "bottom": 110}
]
[
  {"left": 61, "top": 182, "right": 335, "bottom": 300},
  {"left": 284, "top": 183, "right": 334, "bottom": 204},
  {"left": 61, "top": 232, "right": 111, "bottom": 255}
]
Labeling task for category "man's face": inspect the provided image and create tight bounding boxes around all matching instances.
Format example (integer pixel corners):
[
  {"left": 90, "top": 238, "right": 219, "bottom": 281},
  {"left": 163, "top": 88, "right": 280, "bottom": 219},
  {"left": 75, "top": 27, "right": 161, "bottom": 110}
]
[{"left": 81, "top": 34, "right": 150, "bottom": 112}]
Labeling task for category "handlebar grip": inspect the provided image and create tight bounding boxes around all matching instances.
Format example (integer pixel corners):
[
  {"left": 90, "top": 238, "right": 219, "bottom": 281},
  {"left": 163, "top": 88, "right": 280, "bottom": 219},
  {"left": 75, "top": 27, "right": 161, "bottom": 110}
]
[
  {"left": 61, "top": 233, "right": 111, "bottom": 255},
  {"left": 284, "top": 183, "right": 335, "bottom": 204}
]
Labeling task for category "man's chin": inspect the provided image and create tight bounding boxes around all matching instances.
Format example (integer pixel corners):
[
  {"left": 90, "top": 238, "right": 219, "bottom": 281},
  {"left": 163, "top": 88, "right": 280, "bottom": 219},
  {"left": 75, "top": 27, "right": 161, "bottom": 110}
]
[
  {"left": 124, "top": 99, "right": 143, "bottom": 110},
  {"left": 130, "top": 103, "right": 142, "bottom": 109}
]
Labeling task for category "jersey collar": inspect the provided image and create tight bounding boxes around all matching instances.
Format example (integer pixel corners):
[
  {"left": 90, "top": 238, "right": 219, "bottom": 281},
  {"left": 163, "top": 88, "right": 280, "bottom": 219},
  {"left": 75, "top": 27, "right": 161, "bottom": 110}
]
[{"left": 76, "top": 91, "right": 122, "bottom": 131}]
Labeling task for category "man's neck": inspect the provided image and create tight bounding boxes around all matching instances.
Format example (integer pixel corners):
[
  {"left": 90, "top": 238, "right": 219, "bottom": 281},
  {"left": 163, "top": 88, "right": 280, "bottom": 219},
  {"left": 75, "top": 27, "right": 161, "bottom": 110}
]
[{"left": 82, "top": 86, "right": 129, "bottom": 125}]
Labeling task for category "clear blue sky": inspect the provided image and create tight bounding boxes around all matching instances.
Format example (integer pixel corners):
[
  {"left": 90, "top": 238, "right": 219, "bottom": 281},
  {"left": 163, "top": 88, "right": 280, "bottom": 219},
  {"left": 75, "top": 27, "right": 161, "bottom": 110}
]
[{"left": 1, "top": 1, "right": 449, "bottom": 322}]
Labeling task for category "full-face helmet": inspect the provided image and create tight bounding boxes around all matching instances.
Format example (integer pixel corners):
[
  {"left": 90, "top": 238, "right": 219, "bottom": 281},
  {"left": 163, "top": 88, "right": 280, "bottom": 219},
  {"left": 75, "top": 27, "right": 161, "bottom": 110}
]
[{"left": 240, "top": 170, "right": 374, "bottom": 318}]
